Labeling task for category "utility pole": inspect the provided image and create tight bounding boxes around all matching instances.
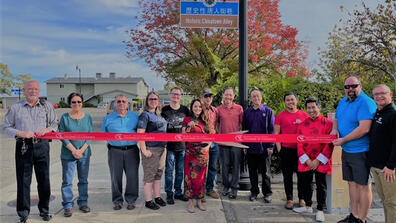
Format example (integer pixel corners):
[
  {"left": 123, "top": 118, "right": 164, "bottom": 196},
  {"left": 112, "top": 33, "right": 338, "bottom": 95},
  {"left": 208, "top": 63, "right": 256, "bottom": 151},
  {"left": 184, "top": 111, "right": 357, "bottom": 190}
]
[{"left": 76, "top": 65, "right": 81, "bottom": 94}]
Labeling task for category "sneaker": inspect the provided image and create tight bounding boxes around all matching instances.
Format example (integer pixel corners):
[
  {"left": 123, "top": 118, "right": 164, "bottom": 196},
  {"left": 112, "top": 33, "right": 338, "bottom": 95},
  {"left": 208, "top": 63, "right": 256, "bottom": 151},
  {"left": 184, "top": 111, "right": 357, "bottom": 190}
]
[
  {"left": 166, "top": 196, "right": 175, "bottom": 205},
  {"left": 174, "top": 194, "right": 189, "bottom": 202},
  {"left": 337, "top": 213, "right": 354, "bottom": 223},
  {"left": 206, "top": 190, "right": 220, "bottom": 199},
  {"left": 154, "top": 197, "right": 167, "bottom": 206},
  {"left": 127, "top": 203, "right": 136, "bottom": 210},
  {"left": 293, "top": 206, "right": 313, "bottom": 213},
  {"left": 285, "top": 200, "right": 294, "bottom": 209},
  {"left": 316, "top": 210, "right": 325, "bottom": 222},
  {"left": 39, "top": 212, "right": 52, "bottom": 221},
  {"left": 299, "top": 199, "right": 306, "bottom": 207},
  {"left": 113, "top": 203, "right": 122, "bottom": 210},
  {"left": 145, "top": 200, "right": 160, "bottom": 210},
  {"left": 249, "top": 194, "right": 257, "bottom": 201},
  {"left": 79, "top": 205, "right": 90, "bottom": 213},
  {"left": 228, "top": 189, "right": 237, "bottom": 199},
  {"left": 64, "top": 209, "right": 72, "bottom": 217},
  {"left": 263, "top": 194, "right": 272, "bottom": 203},
  {"left": 221, "top": 187, "right": 229, "bottom": 196}
]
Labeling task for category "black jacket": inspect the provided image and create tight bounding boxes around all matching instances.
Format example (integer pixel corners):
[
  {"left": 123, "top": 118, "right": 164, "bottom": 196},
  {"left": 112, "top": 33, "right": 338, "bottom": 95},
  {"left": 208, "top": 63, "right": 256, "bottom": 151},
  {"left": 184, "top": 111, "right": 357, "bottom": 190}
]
[{"left": 368, "top": 103, "right": 396, "bottom": 170}]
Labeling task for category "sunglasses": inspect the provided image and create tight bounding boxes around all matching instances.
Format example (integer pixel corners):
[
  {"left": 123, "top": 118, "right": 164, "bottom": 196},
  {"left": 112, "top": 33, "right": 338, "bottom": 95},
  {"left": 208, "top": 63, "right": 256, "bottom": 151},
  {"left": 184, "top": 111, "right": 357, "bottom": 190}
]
[
  {"left": 148, "top": 98, "right": 158, "bottom": 101},
  {"left": 203, "top": 94, "right": 213, "bottom": 98},
  {"left": 71, "top": 101, "right": 82, "bottom": 104},
  {"left": 344, "top": 84, "right": 359, "bottom": 89},
  {"left": 117, "top": 100, "right": 127, "bottom": 104}
]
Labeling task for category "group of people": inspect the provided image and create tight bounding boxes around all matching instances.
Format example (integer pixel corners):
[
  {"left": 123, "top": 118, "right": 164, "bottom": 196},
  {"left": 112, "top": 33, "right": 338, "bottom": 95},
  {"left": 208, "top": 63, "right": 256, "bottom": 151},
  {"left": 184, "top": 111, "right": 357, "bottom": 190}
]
[{"left": 3, "top": 77, "right": 395, "bottom": 223}]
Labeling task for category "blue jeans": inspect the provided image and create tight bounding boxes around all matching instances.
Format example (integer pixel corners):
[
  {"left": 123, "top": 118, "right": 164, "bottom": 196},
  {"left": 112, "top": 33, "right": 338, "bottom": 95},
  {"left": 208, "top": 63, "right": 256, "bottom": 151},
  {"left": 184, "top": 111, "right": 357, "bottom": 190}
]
[
  {"left": 206, "top": 143, "right": 219, "bottom": 192},
  {"left": 61, "top": 158, "right": 90, "bottom": 209},
  {"left": 165, "top": 150, "right": 185, "bottom": 197}
]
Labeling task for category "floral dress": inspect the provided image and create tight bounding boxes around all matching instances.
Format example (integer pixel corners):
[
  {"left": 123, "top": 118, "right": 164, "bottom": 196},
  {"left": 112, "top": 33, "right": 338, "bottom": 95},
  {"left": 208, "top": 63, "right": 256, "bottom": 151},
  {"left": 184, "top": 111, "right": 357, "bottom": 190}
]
[{"left": 183, "top": 116, "right": 210, "bottom": 199}]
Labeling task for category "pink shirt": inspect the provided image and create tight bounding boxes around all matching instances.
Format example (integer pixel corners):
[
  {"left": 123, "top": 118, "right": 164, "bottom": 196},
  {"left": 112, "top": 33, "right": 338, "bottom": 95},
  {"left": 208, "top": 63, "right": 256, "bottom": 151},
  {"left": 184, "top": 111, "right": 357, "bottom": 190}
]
[
  {"left": 217, "top": 103, "right": 244, "bottom": 133},
  {"left": 275, "top": 110, "right": 309, "bottom": 148}
]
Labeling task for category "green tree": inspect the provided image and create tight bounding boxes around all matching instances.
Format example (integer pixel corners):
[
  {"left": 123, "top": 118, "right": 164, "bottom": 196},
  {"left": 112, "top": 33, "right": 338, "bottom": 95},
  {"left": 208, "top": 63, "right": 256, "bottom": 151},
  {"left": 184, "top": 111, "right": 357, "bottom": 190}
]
[
  {"left": 0, "top": 63, "right": 32, "bottom": 95},
  {"left": 319, "top": 1, "right": 396, "bottom": 93}
]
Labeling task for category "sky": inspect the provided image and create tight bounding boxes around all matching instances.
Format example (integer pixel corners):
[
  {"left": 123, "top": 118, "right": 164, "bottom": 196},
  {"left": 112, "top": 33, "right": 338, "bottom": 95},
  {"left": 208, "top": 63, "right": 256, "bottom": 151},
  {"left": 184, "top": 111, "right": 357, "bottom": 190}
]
[{"left": 0, "top": 0, "right": 382, "bottom": 96}]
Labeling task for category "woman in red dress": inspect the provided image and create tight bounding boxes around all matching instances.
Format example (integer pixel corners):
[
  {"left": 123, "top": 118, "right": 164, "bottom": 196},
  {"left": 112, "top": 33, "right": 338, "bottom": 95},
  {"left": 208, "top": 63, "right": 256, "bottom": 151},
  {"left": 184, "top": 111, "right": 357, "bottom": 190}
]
[{"left": 183, "top": 99, "right": 212, "bottom": 213}]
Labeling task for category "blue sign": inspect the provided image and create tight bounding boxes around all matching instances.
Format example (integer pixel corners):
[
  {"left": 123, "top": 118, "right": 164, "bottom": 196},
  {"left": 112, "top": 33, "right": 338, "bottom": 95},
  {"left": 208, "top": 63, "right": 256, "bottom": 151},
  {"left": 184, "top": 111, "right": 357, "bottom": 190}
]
[
  {"left": 181, "top": 2, "right": 239, "bottom": 15},
  {"left": 11, "top": 88, "right": 22, "bottom": 95}
]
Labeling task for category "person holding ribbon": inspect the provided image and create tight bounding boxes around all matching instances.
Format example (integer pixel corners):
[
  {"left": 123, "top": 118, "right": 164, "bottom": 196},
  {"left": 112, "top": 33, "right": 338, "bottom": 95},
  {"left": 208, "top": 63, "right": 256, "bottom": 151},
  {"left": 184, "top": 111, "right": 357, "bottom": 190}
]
[
  {"left": 243, "top": 89, "right": 275, "bottom": 203},
  {"left": 274, "top": 92, "right": 309, "bottom": 210},
  {"left": 138, "top": 91, "right": 168, "bottom": 210},
  {"left": 59, "top": 92, "right": 93, "bottom": 217},
  {"left": 4, "top": 80, "right": 58, "bottom": 223},
  {"left": 182, "top": 99, "right": 212, "bottom": 213},
  {"left": 102, "top": 94, "right": 140, "bottom": 211},
  {"left": 292, "top": 97, "right": 333, "bottom": 222}
]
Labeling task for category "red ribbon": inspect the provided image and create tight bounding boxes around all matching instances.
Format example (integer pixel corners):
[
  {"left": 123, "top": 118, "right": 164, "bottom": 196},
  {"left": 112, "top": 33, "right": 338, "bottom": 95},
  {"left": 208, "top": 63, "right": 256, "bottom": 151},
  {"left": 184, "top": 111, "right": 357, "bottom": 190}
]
[{"left": 37, "top": 132, "right": 337, "bottom": 143}]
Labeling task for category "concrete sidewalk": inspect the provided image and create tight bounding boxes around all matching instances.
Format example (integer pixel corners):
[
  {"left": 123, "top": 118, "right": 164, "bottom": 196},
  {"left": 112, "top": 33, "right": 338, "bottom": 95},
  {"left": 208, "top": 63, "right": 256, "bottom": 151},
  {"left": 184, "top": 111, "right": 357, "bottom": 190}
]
[{"left": 0, "top": 140, "right": 385, "bottom": 223}]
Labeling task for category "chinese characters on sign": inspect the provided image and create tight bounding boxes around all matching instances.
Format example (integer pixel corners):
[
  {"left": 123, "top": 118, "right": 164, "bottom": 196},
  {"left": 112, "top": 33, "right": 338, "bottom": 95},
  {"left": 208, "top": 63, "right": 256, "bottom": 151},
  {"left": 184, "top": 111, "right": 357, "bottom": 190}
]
[{"left": 180, "top": 0, "right": 239, "bottom": 28}]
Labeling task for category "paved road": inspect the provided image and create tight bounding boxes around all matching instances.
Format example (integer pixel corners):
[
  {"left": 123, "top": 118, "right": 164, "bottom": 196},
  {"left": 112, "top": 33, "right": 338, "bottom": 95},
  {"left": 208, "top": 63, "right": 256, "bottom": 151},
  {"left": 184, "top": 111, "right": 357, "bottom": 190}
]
[{"left": 0, "top": 108, "right": 385, "bottom": 222}]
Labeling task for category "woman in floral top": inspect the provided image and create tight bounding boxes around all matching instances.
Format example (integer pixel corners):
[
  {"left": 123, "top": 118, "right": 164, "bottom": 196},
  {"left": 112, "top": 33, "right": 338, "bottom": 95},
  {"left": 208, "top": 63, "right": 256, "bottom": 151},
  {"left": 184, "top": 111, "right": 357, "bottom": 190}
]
[{"left": 182, "top": 99, "right": 212, "bottom": 213}]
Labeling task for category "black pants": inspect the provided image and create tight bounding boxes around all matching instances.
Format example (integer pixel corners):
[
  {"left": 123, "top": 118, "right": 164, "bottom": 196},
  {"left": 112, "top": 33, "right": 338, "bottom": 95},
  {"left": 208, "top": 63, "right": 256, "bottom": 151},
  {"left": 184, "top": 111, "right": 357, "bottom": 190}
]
[
  {"left": 219, "top": 146, "right": 241, "bottom": 190},
  {"left": 108, "top": 145, "right": 140, "bottom": 205},
  {"left": 247, "top": 153, "right": 272, "bottom": 196},
  {"left": 299, "top": 170, "right": 327, "bottom": 211},
  {"left": 15, "top": 140, "right": 51, "bottom": 218},
  {"left": 279, "top": 147, "right": 303, "bottom": 201}
]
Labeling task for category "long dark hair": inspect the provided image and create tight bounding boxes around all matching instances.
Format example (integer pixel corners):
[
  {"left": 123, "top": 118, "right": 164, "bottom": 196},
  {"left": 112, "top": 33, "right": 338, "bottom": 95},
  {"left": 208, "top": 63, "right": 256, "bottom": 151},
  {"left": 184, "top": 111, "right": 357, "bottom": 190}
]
[{"left": 189, "top": 99, "right": 210, "bottom": 133}]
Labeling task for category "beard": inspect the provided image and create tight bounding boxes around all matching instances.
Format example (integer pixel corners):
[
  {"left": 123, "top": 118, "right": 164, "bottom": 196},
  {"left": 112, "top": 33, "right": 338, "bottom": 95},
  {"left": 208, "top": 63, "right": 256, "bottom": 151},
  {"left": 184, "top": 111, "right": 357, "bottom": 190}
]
[{"left": 348, "top": 91, "right": 357, "bottom": 101}]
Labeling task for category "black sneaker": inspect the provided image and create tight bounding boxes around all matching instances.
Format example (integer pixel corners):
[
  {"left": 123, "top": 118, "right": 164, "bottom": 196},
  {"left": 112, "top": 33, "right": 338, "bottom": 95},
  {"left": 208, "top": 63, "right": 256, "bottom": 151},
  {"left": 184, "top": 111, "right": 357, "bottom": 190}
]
[
  {"left": 174, "top": 194, "right": 189, "bottom": 202},
  {"left": 263, "top": 194, "right": 272, "bottom": 203},
  {"left": 154, "top": 197, "right": 167, "bottom": 206},
  {"left": 18, "top": 217, "right": 27, "bottom": 223},
  {"left": 337, "top": 213, "right": 353, "bottom": 223},
  {"left": 166, "top": 196, "right": 175, "bottom": 205},
  {"left": 39, "top": 212, "right": 52, "bottom": 221},
  {"left": 145, "top": 200, "right": 160, "bottom": 210},
  {"left": 249, "top": 194, "right": 257, "bottom": 201}
]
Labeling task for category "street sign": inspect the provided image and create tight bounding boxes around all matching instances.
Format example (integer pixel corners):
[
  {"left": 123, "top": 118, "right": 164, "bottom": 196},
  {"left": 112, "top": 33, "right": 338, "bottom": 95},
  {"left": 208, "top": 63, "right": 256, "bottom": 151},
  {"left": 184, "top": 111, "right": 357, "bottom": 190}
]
[{"left": 180, "top": 0, "right": 239, "bottom": 29}]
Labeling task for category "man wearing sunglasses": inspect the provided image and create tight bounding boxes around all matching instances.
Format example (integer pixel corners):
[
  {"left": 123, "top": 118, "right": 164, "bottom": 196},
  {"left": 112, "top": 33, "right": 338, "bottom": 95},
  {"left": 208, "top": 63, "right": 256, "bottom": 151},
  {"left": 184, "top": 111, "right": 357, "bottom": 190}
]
[
  {"left": 102, "top": 95, "right": 140, "bottom": 211},
  {"left": 331, "top": 76, "right": 377, "bottom": 223}
]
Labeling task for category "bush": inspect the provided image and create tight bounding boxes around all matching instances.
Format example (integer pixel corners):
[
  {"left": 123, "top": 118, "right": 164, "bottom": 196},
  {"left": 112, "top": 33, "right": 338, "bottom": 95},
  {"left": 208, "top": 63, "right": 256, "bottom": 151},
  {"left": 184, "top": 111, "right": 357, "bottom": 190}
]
[{"left": 83, "top": 102, "right": 95, "bottom": 108}]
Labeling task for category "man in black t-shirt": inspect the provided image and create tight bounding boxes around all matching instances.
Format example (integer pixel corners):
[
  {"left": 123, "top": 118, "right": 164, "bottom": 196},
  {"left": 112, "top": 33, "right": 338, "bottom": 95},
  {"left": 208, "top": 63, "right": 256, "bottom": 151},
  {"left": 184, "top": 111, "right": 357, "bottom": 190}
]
[{"left": 161, "top": 87, "right": 190, "bottom": 204}]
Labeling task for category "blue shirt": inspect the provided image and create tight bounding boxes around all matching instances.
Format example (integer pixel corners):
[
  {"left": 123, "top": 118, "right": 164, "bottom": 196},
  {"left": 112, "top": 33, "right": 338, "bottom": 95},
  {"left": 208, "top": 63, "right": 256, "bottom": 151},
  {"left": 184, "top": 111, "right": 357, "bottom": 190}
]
[
  {"left": 336, "top": 91, "right": 377, "bottom": 153},
  {"left": 59, "top": 113, "right": 93, "bottom": 160},
  {"left": 243, "top": 105, "right": 275, "bottom": 154},
  {"left": 138, "top": 111, "right": 167, "bottom": 147},
  {"left": 102, "top": 111, "right": 139, "bottom": 146}
]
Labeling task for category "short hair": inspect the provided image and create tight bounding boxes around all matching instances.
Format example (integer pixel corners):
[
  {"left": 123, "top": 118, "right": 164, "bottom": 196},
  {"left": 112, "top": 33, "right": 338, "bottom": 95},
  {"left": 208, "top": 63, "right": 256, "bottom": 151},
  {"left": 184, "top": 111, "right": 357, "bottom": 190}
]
[
  {"left": 144, "top": 91, "right": 162, "bottom": 116},
  {"left": 223, "top": 87, "right": 235, "bottom": 95},
  {"left": 115, "top": 94, "right": 128, "bottom": 100},
  {"left": 283, "top": 92, "right": 298, "bottom": 101},
  {"left": 250, "top": 89, "right": 262, "bottom": 97},
  {"left": 67, "top": 92, "right": 84, "bottom": 105},
  {"left": 170, "top": 87, "right": 183, "bottom": 94},
  {"left": 305, "top": 97, "right": 321, "bottom": 108},
  {"left": 345, "top": 76, "right": 362, "bottom": 85},
  {"left": 373, "top": 84, "right": 391, "bottom": 94}
]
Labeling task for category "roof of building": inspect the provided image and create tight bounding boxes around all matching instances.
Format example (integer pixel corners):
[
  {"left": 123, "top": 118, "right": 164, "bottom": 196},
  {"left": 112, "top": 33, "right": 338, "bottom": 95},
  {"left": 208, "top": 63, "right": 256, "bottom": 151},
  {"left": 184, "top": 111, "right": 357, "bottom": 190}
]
[{"left": 46, "top": 77, "right": 148, "bottom": 85}]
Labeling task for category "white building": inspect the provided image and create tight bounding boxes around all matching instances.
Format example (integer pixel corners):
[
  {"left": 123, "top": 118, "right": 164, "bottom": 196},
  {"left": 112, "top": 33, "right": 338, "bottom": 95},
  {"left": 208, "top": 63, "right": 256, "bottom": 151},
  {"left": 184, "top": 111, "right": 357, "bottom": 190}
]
[{"left": 46, "top": 72, "right": 149, "bottom": 106}]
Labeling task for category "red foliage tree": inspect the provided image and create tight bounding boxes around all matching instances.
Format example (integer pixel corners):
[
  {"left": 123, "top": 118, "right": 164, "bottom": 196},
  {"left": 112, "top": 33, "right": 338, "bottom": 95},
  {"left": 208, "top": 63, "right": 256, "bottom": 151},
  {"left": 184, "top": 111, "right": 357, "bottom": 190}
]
[{"left": 125, "top": 0, "right": 309, "bottom": 95}]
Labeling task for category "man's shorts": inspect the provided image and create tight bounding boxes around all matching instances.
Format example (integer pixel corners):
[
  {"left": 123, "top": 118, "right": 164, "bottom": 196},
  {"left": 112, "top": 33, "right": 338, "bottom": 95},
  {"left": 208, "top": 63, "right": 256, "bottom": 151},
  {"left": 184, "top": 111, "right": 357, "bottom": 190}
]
[{"left": 341, "top": 150, "right": 370, "bottom": 185}]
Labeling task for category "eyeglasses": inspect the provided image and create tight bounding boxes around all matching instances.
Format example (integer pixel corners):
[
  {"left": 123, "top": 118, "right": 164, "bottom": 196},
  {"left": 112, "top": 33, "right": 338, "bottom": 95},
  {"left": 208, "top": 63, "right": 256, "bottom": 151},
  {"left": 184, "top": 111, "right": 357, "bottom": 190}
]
[
  {"left": 148, "top": 98, "right": 158, "bottom": 101},
  {"left": 117, "top": 100, "right": 127, "bottom": 104},
  {"left": 344, "top": 84, "right": 359, "bottom": 89},
  {"left": 203, "top": 94, "right": 213, "bottom": 98},
  {"left": 71, "top": 101, "right": 82, "bottom": 104},
  {"left": 373, "top": 92, "right": 390, "bottom": 97}
]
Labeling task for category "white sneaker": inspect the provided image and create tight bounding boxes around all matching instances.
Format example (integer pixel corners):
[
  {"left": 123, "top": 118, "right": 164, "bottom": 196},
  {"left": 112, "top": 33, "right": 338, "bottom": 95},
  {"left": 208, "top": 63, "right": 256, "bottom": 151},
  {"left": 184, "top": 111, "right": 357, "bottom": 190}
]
[
  {"left": 316, "top": 210, "right": 325, "bottom": 222},
  {"left": 293, "top": 206, "right": 313, "bottom": 213}
]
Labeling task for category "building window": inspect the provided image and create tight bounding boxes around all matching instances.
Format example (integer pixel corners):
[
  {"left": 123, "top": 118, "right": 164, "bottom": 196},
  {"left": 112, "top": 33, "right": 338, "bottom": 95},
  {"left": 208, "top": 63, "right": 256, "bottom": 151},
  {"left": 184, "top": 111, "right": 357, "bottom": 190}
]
[
  {"left": 60, "top": 84, "right": 64, "bottom": 88},
  {"left": 61, "top": 97, "right": 65, "bottom": 102}
]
